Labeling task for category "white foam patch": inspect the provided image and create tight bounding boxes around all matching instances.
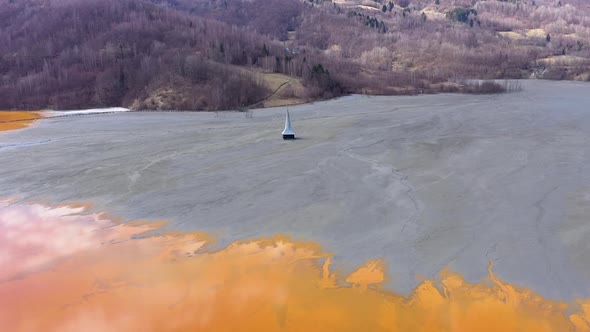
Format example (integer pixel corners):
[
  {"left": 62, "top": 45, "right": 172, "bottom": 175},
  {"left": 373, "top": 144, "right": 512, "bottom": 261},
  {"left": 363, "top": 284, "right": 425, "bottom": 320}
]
[{"left": 47, "top": 107, "right": 130, "bottom": 116}]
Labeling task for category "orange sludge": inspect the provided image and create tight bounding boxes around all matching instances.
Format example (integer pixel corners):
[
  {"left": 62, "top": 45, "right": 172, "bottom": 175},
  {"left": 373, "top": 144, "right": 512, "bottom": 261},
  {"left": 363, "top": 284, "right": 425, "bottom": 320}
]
[
  {"left": 0, "top": 111, "right": 43, "bottom": 132},
  {"left": 0, "top": 200, "right": 589, "bottom": 331}
]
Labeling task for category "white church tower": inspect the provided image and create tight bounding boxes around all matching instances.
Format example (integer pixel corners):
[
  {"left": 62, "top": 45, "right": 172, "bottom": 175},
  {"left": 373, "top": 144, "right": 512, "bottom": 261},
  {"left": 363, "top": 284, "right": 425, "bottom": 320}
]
[{"left": 282, "top": 109, "right": 296, "bottom": 140}]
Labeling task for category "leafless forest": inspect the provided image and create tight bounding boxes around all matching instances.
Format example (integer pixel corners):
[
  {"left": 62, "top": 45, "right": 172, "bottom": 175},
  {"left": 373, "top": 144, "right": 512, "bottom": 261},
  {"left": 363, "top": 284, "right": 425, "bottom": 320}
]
[{"left": 1, "top": 0, "right": 589, "bottom": 110}]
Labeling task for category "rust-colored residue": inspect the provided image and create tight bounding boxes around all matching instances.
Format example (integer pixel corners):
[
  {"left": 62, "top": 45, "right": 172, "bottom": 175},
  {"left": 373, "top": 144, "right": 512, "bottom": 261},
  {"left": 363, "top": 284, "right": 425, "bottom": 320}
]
[
  {"left": 0, "top": 111, "right": 42, "bottom": 132},
  {"left": 1, "top": 200, "right": 589, "bottom": 331}
]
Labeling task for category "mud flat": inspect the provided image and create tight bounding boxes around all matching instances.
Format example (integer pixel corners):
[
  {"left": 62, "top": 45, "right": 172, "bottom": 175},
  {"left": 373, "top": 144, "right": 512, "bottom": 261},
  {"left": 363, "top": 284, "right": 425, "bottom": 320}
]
[{"left": 1, "top": 80, "right": 590, "bottom": 300}]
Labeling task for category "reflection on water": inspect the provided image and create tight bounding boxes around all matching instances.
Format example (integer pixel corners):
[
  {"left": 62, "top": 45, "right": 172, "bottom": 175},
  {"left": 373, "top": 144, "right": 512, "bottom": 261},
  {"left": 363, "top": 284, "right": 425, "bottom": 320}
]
[
  {"left": 0, "top": 200, "right": 589, "bottom": 331},
  {"left": 0, "top": 111, "right": 42, "bottom": 132}
]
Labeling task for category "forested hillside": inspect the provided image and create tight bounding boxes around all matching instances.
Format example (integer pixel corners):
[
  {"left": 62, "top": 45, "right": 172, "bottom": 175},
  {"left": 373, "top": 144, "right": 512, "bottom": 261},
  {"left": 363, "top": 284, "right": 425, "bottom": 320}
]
[{"left": 0, "top": 0, "right": 589, "bottom": 110}]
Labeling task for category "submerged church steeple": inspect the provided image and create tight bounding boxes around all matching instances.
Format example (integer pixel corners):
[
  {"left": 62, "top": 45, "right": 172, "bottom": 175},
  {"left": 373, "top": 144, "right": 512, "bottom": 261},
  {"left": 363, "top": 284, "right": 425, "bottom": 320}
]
[{"left": 282, "top": 110, "right": 295, "bottom": 140}]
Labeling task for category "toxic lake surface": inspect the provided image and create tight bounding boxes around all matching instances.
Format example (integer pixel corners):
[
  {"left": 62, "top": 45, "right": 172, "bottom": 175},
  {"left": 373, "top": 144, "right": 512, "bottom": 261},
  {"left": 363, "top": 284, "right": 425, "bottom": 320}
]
[{"left": 1, "top": 80, "right": 589, "bottom": 301}]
